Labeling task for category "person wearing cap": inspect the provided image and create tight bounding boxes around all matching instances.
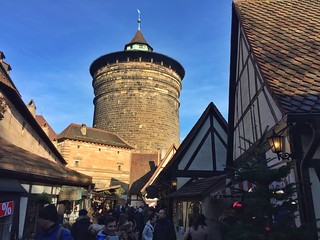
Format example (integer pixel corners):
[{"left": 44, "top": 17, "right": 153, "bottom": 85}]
[
  {"left": 71, "top": 209, "right": 91, "bottom": 240},
  {"left": 34, "top": 204, "right": 73, "bottom": 240}
]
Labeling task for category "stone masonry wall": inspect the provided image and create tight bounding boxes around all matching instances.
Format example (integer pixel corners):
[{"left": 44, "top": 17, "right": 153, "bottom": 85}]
[
  {"left": 56, "top": 139, "right": 132, "bottom": 190},
  {"left": 92, "top": 61, "right": 182, "bottom": 153}
]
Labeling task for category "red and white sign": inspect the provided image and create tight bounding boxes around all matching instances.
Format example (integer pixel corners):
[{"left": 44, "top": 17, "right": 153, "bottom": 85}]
[
  {"left": 211, "top": 181, "right": 254, "bottom": 199},
  {"left": 0, "top": 201, "right": 14, "bottom": 218}
]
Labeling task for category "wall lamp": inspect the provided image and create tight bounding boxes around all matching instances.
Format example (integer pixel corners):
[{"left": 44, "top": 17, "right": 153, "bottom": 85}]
[
  {"left": 171, "top": 179, "right": 177, "bottom": 188},
  {"left": 267, "top": 130, "right": 292, "bottom": 161}
]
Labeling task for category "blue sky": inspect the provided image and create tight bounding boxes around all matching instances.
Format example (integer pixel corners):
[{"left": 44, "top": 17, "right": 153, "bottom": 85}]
[{"left": 1, "top": 1, "right": 232, "bottom": 141}]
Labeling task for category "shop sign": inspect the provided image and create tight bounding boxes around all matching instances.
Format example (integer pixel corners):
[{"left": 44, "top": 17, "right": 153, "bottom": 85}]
[
  {"left": 0, "top": 201, "right": 14, "bottom": 218},
  {"left": 59, "top": 189, "right": 82, "bottom": 201}
]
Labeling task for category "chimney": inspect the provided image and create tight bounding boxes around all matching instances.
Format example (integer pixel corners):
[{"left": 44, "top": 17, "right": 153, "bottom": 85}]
[
  {"left": 80, "top": 124, "right": 87, "bottom": 135},
  {"left": 0, "top": 52, "right": 12, "bottom": 75},
  {"left": 27, "top": 99, "right": 36, "bottom": 117}
]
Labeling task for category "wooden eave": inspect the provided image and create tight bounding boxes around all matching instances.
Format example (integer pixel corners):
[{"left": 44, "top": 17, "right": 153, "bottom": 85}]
[
  {"left": 90, "top": 50, "right": 185, "bottom": 80},
  {"left": 166, "top": 174, "right": 227, "bottom": 199},
  {"left": 0, "top": 138, "right": 92, "bottom": 187}
]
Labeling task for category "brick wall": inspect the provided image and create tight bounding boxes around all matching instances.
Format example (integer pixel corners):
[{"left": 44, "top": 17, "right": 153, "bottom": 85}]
[{"left": 56, "top": 139, "right": 132, "bottom": 190}]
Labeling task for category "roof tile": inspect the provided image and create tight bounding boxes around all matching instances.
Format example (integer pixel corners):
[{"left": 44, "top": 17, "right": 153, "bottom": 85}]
[
  {"left": 56, "top": 123, "right": 133, "bottom": 149},
  {"left": 235, "top": 0, "right": 320, "bottom": 113}
]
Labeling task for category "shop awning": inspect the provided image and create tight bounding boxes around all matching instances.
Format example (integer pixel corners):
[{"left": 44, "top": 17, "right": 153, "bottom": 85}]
[
  {"left": 0, "top": 178, "right": 27, "bottom": 193},
  {"left": 167, "top": 175, "right": 227, "bottom": 199},
  {"left": 59, "top": 186, "right": 87, "bottom": 201},
  {"left": 210, "top": 180, "right": 254, "bottom": 199}
]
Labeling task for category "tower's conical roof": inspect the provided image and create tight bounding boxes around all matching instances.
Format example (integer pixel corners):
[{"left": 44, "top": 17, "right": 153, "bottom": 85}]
[{"left": 125, "top": 30, "right": 153, "bottom": 52}]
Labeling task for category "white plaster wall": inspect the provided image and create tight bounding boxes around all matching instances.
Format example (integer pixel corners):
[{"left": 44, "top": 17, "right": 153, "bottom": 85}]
[
  {"left": 19, "top": 197, "right": 28, "bottom": 239},
  {"left": 179, "top": 117, "right": 210, "bottom": 170},
  {"left": 214, "top": 134, "right": 227, "bottom": 171},
  {"left": 189, "top": 135, "right": 213, "bottom": 170},
  {"left": 232, "top": 27, "right": 282, "bottom": 160}
]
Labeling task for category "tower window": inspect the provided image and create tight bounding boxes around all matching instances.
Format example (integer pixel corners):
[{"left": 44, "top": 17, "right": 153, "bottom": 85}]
[
  {"left": 75, "top": 160, "right": 79, "bottom": 167},
  {"left": 118, "top": 165, "right": 121, "bottom": 171}
]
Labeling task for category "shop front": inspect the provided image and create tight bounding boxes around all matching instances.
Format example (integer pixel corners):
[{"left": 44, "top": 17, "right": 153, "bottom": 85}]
[{"left": 0, "top": 178, "right": 28, "bottom": 240}]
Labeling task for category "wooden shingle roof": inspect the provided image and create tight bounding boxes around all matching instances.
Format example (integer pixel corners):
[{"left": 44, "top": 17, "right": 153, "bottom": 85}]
[
  {"left": 234, "top": 0, "right": 320, "bottom": 113},
  {"left": 167, "top": 175, "right": 227, "bottom": 198},
  {"left": 0, "top": 138, "right": 92, "bottom": 186}
]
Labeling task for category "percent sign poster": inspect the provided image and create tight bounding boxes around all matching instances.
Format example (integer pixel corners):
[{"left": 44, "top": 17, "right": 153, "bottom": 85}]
[{"left": 0, "top": 201, "right": 14, "bottom": 218}]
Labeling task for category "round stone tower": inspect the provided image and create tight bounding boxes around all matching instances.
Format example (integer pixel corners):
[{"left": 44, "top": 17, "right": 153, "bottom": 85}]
[{"left": 90, "top": 30, "right": 184, "bottom": 153}]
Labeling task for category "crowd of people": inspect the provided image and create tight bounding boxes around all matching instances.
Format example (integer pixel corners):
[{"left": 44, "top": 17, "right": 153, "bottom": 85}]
[{"left": 32, "top": 203, "right": 182, "bottom": 240}]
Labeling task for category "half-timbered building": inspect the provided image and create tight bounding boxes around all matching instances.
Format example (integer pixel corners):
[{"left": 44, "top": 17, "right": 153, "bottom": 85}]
[
  {"left": 144, "top": 102, "right": 228, "bottom": 239},
  {"left": 228, "top": 0, "right": 320, "bottom": 237}
]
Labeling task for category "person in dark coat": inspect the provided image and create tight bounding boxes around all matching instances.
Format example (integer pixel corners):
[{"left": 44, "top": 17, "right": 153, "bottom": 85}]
[
  {"left": 71, "top": 209, "right": 91, "bottom": 240},
  {"left": 153, "top": 209, "right": 176, "bottom": 240},
  {"left": 134, "top": 207, "right": 144, "bottom": 240},
  {"left": 34, "top": 204, "right": 72, "bottom": 240}
]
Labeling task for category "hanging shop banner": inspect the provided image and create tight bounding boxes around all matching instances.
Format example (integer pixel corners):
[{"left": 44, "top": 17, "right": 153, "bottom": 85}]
[{"left": 0, "top": 201, "right": 14, "bottom": 218}]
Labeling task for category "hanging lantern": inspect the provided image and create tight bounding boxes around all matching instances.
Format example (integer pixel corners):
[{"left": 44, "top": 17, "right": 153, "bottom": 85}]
[{"left": 267, "top": 130, "right": 283, "bottom": 155}]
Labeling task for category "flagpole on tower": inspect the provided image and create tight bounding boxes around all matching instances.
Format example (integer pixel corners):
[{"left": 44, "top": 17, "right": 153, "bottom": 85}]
[{"left": 137, "top": 9, "right": 141, "bottom": 30}]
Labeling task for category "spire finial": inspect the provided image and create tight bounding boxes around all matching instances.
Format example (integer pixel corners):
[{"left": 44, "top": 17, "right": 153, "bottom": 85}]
[{"left": 137, "top": 9, "right": 141, "bottom": 30}]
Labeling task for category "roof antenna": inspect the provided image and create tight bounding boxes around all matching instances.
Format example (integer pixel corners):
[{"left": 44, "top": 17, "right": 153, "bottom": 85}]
[{"left": 137, "top": 9, "right": 141, "bottom": 30}]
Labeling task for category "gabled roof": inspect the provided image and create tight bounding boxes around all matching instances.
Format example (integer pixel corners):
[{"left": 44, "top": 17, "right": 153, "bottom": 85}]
[
  {"left": 140, "top": 145, "right": 177, "bottom": 194},
  {"left": 146, "top": 102, "right": 228, "bottom": 196},
  {"left": 233, "top": 0, "right": 320, "bottom": 113},
  {"left": 56, "top": 123, "right": 133, "bottom": 149},
  {"left": 0, "top": 138, "right": 92, "bottom": 187},
  {"left": 159, "top": 102, "right": 228, "bottom": 177},
  {"left": 35, "top": 115, "right": 57, "bottom": 141}
]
